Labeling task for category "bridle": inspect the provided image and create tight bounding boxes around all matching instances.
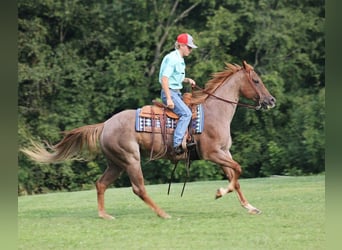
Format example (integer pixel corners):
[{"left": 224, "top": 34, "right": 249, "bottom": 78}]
[{"left": 192, "top": 69, "right": 262, "bottom": 110}]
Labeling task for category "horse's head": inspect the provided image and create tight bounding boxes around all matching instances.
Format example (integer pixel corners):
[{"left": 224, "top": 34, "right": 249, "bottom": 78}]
[{"left": 240, "top": 61, "right": 276, "bottom": 110}]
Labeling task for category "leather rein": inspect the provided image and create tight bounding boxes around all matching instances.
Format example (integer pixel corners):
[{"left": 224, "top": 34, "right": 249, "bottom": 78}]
[{"left": 192, "top": 69, "right": 261, "bottom": 110}]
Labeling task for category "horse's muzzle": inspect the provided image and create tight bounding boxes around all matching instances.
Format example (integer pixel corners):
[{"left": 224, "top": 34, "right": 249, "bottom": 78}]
[{"left": 260, "top": 96, "right": 276, "bottom": 110}]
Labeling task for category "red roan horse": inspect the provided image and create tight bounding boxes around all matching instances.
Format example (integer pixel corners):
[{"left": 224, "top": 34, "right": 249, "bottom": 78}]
[{"left": 21, "top": 61, "right": 276, "bottom": 219}]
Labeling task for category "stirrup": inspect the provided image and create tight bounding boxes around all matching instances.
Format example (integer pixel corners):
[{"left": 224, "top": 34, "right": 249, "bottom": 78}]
[
  {"left": 186, "top": 141, "right": 196, "bottom": 149},
  {"left": 174, "top": 145, "right": 185, "bottom": 155}
]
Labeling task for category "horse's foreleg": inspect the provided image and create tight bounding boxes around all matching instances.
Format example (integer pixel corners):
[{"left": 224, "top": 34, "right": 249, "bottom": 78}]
[
  {"left": 96, "top": 165, "right": 123, "bottom": 220},
  {"left": 219, "top": 167, "right": 261, "bottom": 215},
  {"left": 126, "top": 163, "right": 171, "bottom": 219},
  {"left": 208, "top": 150, "right": 241, "bottom": 196}
]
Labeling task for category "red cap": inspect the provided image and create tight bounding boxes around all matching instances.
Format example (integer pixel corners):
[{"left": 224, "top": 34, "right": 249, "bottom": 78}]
[{"left": 177, "top": 33, "right": 198, "bottom": 48}]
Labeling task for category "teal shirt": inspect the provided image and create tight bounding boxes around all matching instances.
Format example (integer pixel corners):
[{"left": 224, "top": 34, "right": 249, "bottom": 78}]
[{"left": 159, "top": 49, "right": 185, "bottom": 90}]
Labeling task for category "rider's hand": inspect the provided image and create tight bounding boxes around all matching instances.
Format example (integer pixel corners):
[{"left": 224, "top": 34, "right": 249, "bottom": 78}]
[
  {"left": 187, "top": 78, "right": 196, "bottom": 88},
  {"left": 166, "top": 99, "right": 174, "bottom": 109}
]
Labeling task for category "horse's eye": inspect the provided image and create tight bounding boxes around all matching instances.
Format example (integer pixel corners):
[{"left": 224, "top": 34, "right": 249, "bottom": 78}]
[{"left": 252, "top": 79, "right": 259, "bottom": 84}]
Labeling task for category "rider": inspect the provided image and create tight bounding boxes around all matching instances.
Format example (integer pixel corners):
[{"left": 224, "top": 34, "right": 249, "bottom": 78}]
[{"left": 159, "top": 33, "right": 198, "bottom": 155}]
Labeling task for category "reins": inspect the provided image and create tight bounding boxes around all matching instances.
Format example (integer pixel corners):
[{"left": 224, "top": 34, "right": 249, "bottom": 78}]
[{"left": 192, "top": 69, "right": 261, "bottom": 110}]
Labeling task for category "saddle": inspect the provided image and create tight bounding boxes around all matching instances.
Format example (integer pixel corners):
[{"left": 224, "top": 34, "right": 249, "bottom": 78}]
[
  {"left": 135, "top": 93, "right": 203, "bottom": 159},
  {"left": 139, "top": 93, "right": 197, "bottom": 120},
  {"left": 140, "top": 103, "right": 178, "bottom": 120}
]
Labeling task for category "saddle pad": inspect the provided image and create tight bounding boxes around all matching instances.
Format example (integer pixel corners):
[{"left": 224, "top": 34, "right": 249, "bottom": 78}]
[{"left": 135, "top": 104, "right": 204, "bottom": 134}]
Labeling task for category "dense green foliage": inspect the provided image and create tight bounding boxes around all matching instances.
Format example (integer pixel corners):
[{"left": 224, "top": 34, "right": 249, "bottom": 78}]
[{"left": 18, "top": 0, "right": 325, "bottom": 194}]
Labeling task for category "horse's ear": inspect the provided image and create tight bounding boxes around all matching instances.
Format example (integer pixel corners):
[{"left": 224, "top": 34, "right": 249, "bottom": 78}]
[
  {"left": 242, "top": 60, "right": 247, "bottom": 69},
  {"left": 242, "top": 60, "right": 253, "bottom": 71}
]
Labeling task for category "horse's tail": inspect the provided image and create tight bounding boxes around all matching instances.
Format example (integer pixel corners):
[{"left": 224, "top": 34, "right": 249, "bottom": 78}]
[{"left": 20, "top": 123, "right": 104, "bottom": 164}]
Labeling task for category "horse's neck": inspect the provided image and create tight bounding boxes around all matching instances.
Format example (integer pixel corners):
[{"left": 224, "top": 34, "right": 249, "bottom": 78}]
[{"left": 204, "top": 76, "right": 240, "bottom": 124}]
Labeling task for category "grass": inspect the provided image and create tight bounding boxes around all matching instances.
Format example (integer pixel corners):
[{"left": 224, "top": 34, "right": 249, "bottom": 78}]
[{"left": 18, "top": 175, "right": 325, "bottom": 250}]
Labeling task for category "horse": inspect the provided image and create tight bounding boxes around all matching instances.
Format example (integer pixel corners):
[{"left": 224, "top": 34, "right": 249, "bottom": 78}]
[{"left": 21, "top": 60, "right": 276, "bottom": 219}]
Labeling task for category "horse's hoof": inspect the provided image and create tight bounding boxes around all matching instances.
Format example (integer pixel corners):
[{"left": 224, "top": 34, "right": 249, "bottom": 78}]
[
  {"left": 215, "top": 193, "right": 222, "bottom": 199},
  {"left": 159, "top": 213, "right": 172, "bottom": 219},
  {"left": 99, "top": 213, "right": 115, "bottom": 220},
  {"left": 215, "top": 188, "right": 224, "bottom": 199},
  {"left": 243, "top": 203, "right": 262, "bottom": 215},
  {"left": 248, "top": 208, "right": 262, "bottom": 215}
]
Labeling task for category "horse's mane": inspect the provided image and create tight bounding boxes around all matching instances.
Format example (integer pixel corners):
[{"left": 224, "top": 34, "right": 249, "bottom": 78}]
[{"left": 191, "top": 63, "right": 243, "bottom": 105}]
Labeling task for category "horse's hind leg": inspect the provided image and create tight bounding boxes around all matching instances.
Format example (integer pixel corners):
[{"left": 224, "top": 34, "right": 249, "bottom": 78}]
[
  {"left": 125, "top": 162, "right": 171, "bottom": 219},
  {"left": 96, "top": 163, "right": 123, "bottom": 219},
  {"left": 217, "top": 167, "right": 261, "bottom": 215}
]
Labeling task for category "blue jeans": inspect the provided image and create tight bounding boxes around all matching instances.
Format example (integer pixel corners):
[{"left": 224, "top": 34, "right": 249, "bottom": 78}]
[{"left": 161, "top": 89, "right": 192, "bottom": 147}]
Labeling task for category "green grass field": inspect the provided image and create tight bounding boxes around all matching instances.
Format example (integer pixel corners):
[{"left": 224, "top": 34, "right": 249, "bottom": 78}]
[{"left": 18, "top": 175, "right": 325, "bottom": 250}]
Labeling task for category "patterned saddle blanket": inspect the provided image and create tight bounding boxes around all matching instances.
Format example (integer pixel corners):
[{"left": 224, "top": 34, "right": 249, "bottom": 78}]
[{"left": 135, "top": 102, "right": 204, "bottom": 134}]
